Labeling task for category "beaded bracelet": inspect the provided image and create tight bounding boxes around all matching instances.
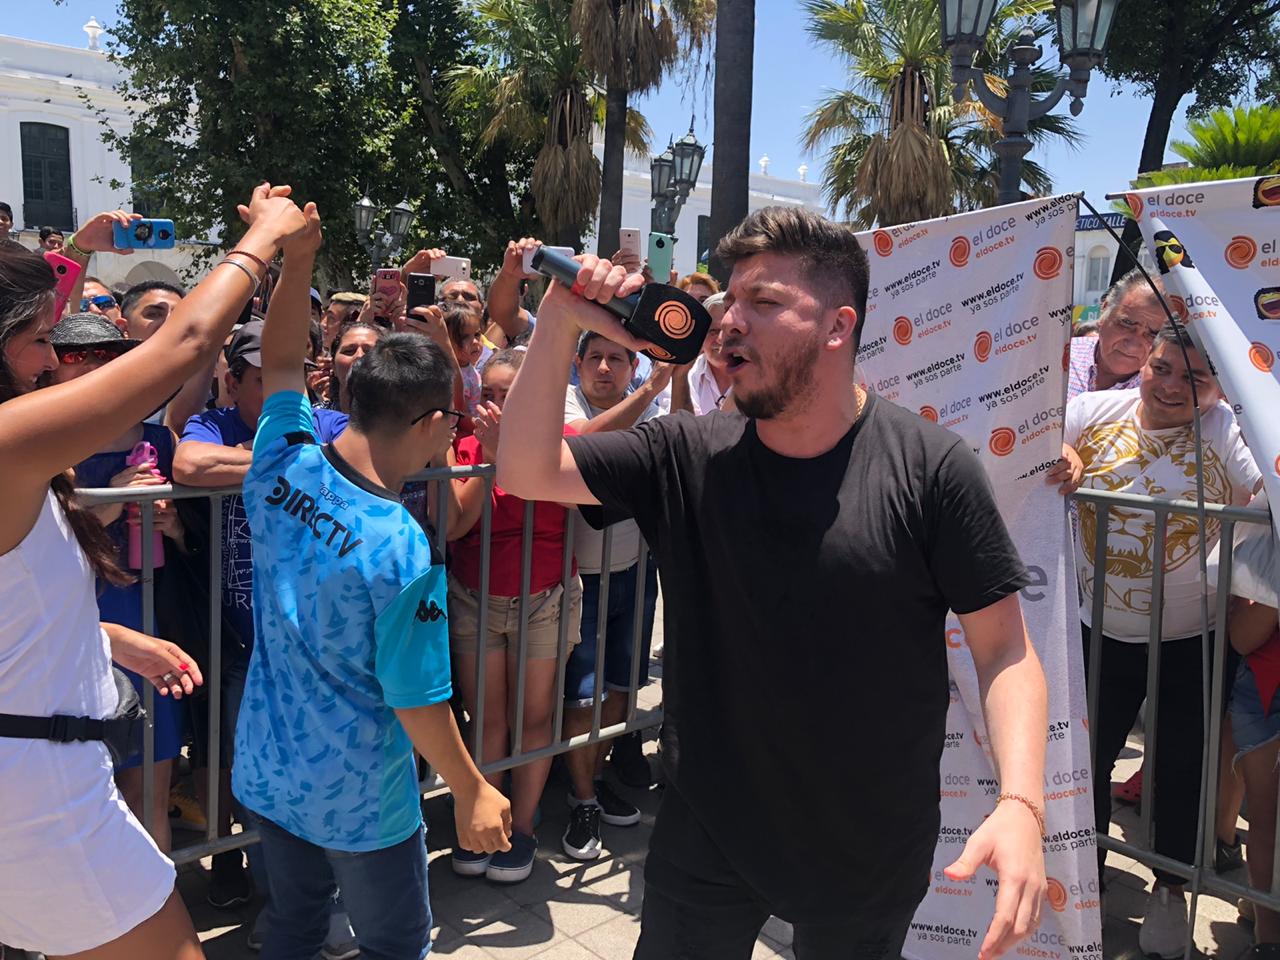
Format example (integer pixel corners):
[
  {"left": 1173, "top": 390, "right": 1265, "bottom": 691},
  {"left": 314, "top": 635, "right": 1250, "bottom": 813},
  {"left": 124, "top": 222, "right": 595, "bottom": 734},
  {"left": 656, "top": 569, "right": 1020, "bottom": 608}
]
[
  {"left": 997, "top": 792, "right": 1046, "bottom": 838},
  {"left": 227, "top": 249, "right": 269, "bottom": 271}
]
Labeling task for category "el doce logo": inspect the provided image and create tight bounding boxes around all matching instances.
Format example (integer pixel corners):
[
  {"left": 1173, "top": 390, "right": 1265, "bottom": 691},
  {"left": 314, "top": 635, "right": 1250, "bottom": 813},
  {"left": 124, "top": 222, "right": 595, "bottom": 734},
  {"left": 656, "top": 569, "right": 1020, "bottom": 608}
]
[
  {"left": 918, "top": 405, "right": 939, "bottom": 422},
  {"left": 1033, "top": 246, "right": 1063, "bottom": 280},
  {"left": 974, "top": 330, "right": 993, "bottom": 362},
  {"left": 1045, "top": 878, "right": 1068, "bottom": 913},
  {"left": 893, "top": 316, "right": 913, "bottom": 345},
  {"left": 1250, "top": 341, "right": 1275, "bottom": 372},
  {"left": 1126, "top": 193, "right": 1145, "bottom": 219},
  {"left": 873, "top": 230, "right": 894, "bottom": 257},
  {"left": 1226, "top": 235, "right": 1259, "bottom": 269},
  {"left": 949, "top": 236, "right": 971, "bottom": 268},
  {"left": 1166, "top": 294, "right": 1189, "bottom": 323},
  {"left": 656, "top": 300, "right": 694, "bottom": 340},
  {"left": 988, "top": 427, "right": 1016, "bottom": 456}
]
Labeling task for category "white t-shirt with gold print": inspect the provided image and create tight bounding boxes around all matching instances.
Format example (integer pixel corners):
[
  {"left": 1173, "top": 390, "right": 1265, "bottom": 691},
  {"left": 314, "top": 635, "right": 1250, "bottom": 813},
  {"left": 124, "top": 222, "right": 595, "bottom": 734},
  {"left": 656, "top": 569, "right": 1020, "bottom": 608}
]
[{"left": 1065, "top": 388, "right": 1261, "bottom": 643}]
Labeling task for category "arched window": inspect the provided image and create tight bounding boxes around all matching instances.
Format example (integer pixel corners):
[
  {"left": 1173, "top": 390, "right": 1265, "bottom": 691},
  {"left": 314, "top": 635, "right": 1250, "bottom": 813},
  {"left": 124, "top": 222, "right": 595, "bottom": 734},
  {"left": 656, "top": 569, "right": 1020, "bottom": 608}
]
[
  {"left": 20, "top": 122, "right": 74, "bottom": 231},
  {"left": 1085, "top": 245, "right": 1111, "bottom": 293}
]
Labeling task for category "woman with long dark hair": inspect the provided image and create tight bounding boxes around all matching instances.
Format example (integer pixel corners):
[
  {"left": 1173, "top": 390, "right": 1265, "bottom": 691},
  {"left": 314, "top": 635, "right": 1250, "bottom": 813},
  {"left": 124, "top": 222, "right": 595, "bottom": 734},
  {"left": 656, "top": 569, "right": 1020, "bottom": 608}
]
[{"left": 0, "top": 184, "right": 308, "bottom": 959}]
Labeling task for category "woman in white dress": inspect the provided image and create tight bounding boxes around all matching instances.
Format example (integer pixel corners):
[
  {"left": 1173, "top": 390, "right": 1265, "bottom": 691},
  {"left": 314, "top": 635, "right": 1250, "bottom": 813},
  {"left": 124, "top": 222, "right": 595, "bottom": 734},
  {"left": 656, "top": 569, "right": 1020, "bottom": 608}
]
[{"left": 0, "top": 184, "right": 309, "bottom": 959}]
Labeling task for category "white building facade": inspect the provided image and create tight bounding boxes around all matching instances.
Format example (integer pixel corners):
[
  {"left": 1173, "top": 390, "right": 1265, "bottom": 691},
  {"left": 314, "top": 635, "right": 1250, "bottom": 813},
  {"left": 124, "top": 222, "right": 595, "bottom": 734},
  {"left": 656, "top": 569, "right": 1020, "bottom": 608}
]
[{"left": 1071, "top": 210, "right": 1156, "bottom": 324}]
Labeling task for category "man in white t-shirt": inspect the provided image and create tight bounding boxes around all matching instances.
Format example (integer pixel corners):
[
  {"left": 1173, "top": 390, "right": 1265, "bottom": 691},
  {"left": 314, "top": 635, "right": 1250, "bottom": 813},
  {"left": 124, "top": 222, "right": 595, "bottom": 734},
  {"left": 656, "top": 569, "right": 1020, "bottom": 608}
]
[
  {"left": 671, "top": 293, "right": 732, "bottom": 416},
  {"left": 559, "top": 331, "right": 668, "bottom": 862},
  {"left": 1052, "top": 324, "right": 1260, "bottom": 958}
]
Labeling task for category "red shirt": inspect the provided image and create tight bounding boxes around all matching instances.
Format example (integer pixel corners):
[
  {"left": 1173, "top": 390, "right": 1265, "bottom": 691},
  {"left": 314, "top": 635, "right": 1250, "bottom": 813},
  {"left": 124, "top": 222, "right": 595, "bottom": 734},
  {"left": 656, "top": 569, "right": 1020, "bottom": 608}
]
[
  {"left": 1249, "top": 627, "right": 1280, "bottom": 716},
  {"left": 451, "top": 430, "right": 576, "bottom": 596}
]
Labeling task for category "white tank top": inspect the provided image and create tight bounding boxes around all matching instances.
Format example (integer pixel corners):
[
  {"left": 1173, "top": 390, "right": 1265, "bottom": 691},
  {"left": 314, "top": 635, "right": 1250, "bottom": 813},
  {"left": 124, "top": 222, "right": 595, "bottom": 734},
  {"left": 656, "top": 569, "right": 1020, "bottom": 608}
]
[{"left": 0, "top": 489, "right": 117, "bottom": 718}]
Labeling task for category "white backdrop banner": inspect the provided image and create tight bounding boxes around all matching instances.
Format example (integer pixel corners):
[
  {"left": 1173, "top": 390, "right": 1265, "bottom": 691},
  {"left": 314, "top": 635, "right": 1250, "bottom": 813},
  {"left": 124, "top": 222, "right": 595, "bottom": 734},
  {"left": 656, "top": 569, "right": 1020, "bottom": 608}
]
[
  {"left": 856, "top": 196, "right": 1101, "bottom": 960},
  {"left": 1125, "top": 178, "right": 1280, "bottom": 541}
]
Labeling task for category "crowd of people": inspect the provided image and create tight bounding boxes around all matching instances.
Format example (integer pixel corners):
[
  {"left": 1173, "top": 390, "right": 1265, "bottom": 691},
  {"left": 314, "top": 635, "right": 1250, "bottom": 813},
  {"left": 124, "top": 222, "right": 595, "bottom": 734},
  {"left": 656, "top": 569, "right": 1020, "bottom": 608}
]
[{"left": 0, "top": 181, "right": 1277, "bottom": 960}]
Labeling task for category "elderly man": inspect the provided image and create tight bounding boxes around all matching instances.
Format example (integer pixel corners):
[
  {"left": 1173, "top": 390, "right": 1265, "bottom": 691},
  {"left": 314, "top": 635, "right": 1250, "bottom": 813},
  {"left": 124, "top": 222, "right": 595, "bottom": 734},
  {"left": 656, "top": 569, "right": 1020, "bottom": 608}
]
[
  {"left": 1067, "top": 269, "right": 1167, "bottom": 401},
  {"left": 1050, "top": 324, "right": 1261, "bottom": 958}
]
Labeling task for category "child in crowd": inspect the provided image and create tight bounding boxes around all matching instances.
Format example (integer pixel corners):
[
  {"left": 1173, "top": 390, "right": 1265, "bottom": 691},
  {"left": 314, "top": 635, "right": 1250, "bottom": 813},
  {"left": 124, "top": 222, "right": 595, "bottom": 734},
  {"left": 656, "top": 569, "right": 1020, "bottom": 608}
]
[{"left": 444, "top": 301, "right": 485, "bottom": 415}]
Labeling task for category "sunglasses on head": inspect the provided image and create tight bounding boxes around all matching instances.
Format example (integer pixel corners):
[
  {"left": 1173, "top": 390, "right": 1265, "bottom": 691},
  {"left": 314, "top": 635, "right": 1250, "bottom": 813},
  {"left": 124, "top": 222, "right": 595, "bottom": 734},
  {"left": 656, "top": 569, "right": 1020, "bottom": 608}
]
[
  {"left": 80, "top": 295, "right": 118, "bottom": 311},
  {"left": 58, "top": 347, "right": 125, "bottom": 365}
]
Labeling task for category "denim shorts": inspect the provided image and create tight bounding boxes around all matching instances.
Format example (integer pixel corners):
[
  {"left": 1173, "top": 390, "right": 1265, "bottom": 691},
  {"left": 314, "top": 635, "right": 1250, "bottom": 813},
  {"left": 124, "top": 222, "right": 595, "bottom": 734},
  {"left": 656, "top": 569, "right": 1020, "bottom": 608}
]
[
  {"left": 564, "top": 559, "right": 658, "bottom": 706},
  {"left": 1230, "top": 659, "right": 1280, "bottom": 762}
]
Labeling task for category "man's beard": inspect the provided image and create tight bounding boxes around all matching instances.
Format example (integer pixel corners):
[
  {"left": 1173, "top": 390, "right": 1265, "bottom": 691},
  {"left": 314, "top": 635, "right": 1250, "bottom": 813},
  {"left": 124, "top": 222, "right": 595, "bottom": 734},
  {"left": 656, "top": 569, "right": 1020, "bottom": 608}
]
[{"left": 733, "top": 332, "right": 822, "bottom": 420}]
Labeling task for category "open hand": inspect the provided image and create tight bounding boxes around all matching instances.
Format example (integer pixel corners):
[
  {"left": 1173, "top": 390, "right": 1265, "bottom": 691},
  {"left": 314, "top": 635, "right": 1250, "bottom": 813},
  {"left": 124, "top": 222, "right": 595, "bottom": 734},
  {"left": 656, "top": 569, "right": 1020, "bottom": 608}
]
[
  {"left": 72, "top": 210, "right": 142, "bottom": 256},
  {"left": 501, "top": 238, "right": 542, "bottom": 278},
  {"left": 944, "top": 800, "right": 1046, "bottom": 960},
  {"left": 538, "top": 254, "right": 652, "bottom": 354},
  {"left": 108, "top": 625, "right": 204, "bottom": 699},
  {"left": 473, "top": 402, "right": 502, "bottom": 462}
]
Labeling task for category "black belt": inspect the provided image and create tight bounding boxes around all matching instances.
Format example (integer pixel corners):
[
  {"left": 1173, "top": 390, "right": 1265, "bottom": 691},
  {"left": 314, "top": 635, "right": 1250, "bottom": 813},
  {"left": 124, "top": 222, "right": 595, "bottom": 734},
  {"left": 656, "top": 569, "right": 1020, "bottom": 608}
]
[{"left": 0, "top": 712, "right": 112, "bottom": 745}]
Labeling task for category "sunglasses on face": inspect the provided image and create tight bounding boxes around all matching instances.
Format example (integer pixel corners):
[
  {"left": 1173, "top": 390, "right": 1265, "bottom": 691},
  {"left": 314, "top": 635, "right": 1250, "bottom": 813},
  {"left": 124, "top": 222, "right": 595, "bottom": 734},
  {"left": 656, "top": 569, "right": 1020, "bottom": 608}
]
[
  {"left": 409, "top": 407, "right": 465, "bottom": 427},
  {"left": 58, "top": 347, "right": 125, "bottom": 365},
  {"left": 80, "top": 295, "right": 118, "bottom": 311}
]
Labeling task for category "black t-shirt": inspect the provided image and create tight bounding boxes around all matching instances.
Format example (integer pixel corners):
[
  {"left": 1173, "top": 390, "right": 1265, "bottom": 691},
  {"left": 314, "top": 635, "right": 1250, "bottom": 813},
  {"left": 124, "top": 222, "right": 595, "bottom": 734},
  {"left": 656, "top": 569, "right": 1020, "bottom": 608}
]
[{"left": 565, "top": 392, "right": 1029, "bottom": 922}]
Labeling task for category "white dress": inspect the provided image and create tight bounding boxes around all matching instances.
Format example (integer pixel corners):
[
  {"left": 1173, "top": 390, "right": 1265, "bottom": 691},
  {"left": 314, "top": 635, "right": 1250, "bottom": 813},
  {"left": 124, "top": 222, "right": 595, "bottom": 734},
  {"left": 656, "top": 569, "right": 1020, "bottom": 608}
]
[{"left": 0, "top": 491, "right": 175, "bottom": 954}]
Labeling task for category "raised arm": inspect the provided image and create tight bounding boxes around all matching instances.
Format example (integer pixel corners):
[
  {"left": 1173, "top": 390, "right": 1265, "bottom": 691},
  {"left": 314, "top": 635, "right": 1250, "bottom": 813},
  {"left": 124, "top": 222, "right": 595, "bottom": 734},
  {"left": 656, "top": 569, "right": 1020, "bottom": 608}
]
[
  {"left": 488, "top": 239, "right": 538, "bottom": 342},
  {"left": 260, "top": 203, "right": 322, "bottom": 399},
  {"left": 496, "top": 255, "right": 648, "bottom": 504},
  {"left": 0, "top": 184, "right": 303, "bottom": 496}
]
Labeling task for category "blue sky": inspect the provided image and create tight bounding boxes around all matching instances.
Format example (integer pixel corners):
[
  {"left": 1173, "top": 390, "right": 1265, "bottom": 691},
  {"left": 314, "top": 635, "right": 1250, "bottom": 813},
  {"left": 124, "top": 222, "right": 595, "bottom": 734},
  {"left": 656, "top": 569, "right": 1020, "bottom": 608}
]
[{"left": 11, "top": 0, "right": 1190, "bottom": 212}]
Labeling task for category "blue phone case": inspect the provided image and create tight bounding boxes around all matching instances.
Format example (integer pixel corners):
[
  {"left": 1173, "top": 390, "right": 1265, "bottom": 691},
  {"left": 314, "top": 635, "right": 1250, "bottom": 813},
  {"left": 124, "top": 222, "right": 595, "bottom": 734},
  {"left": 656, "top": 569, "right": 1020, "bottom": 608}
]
[{"left": 113, "top": 219, "right": 176, "bottom": 250}]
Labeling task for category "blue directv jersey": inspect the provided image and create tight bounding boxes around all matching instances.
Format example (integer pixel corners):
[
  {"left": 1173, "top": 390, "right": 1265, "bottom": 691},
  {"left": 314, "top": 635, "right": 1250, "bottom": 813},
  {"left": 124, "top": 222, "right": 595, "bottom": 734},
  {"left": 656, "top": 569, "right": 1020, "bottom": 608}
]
[{"left": 232, "top": 391, "right": 452, "bottom": 851}]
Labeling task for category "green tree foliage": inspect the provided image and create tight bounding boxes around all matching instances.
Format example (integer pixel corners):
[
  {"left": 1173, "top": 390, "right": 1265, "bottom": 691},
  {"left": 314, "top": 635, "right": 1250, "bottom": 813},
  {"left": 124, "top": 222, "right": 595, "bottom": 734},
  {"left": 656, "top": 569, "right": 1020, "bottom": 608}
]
[{"left": 801, "top": 0, "right": 1080, "bottom": 227}]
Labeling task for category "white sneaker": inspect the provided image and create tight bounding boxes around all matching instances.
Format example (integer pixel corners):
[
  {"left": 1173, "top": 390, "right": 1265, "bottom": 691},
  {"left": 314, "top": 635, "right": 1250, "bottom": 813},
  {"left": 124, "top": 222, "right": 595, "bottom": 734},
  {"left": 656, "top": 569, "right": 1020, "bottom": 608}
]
[{"left": 1139, "top": 886, "right": 1189, "bottom": 959}]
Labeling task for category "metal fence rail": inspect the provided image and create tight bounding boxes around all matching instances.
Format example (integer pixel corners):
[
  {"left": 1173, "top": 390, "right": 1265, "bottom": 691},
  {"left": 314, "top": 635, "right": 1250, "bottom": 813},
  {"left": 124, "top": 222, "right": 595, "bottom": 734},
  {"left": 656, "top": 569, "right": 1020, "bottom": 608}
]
[
  {"left": 1073, "top": 487, "right": 1276, "bottom": 956},
  {"left": 77, "top": 464, "right": 661, "bottom": 866}
]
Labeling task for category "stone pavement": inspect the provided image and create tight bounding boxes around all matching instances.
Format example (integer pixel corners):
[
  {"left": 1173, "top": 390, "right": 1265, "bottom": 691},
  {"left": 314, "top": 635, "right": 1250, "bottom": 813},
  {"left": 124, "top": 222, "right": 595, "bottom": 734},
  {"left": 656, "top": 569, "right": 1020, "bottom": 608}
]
[{"left": 181, "top": 723, "right": 1263, "bottom": 960}]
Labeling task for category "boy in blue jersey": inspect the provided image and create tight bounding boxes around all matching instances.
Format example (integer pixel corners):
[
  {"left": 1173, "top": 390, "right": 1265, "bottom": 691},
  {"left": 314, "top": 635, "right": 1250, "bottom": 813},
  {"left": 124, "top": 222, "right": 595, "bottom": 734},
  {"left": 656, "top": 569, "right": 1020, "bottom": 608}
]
[{"left": 233, "top": 202, "right": 512, "bottom": 960}]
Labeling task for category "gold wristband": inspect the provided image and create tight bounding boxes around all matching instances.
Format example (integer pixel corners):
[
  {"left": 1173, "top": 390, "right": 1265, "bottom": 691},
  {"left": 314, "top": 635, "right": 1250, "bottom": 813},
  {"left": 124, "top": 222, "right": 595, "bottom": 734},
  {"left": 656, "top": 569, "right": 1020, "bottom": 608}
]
[{"left": 997, "top": 792, "right": 1046, "bottom": 838}]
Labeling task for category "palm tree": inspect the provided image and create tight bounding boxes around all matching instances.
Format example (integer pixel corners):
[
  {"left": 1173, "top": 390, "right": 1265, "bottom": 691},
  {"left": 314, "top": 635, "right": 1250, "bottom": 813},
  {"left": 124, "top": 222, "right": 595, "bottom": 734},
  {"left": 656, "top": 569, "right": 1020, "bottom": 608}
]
[
  {"left": 801, "top": 0, "right": 1082, "bottom": 227},
  {"left": 1135, "top": 104, "right": 1280, "bottom": 187},
  {"left": 573, "top": 0, "right": 715, "bottom": 257},
  {"left": 707, "top": 0, "right": 755, "bottom": 282},
  {"left": 448, "top": 0, "right": 650, "bottom": 249}
]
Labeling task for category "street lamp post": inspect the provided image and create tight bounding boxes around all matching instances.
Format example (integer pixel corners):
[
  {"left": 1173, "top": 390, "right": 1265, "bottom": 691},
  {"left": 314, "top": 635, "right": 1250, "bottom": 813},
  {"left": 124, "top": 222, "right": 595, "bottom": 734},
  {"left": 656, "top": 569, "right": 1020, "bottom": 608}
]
[
  {"left": 939, "top": 0, "right": 1120, "bottom": 205},
  {"left": 352, "top": 195, "right": 416, "bottom": 271},
  {"left": 649, "top": 120, "right": 706, "bottom": 277}
]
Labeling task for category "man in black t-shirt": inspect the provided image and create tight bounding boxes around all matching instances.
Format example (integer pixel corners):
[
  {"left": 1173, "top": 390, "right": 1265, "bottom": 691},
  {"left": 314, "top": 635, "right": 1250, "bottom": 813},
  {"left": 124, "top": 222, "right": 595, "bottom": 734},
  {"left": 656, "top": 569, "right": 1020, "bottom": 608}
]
[{"left": 498, "top": 207, "right": 1050, "bottom": 960}]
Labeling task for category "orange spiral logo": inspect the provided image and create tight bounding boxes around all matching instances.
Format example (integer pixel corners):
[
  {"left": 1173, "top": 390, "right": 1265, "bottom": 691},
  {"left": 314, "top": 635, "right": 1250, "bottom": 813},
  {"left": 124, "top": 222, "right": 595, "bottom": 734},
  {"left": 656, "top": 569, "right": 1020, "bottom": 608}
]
[
  {"left": 919, "top": 405, "right": 938, "bottom": 422},
  {"left": 1126, "top": 193, "right": 1144, "bottom": 219},
  {"left": 873, "top": 230, "right": 894, "bottom": 257},
  {"left": 1275, "top": 454, "right": 1280, "bottom": 478},
  {"left": 1167, "top": 294, "right": 1188, "bottom": 322},
  {"left": 1046, "top": 878, "right": 1068, "bottom": 912},
  {"left": 1250, "top": 341, "right": 1275, "bottom": 372},
  {"left": 1033, "top": 246, "right": 1064, "bottom": 280},
  {"left": 950, "top": 236, "right": 971, "bottom": 268},
  {"left": 989, "top": 427, "right": 1016, "bottom": 457},
  {"left": 974, "top": 330, "right": 993, "bottom": 363},
  {"left": 647, "top": 345, "right": 674, "bottom": 361},
  {"left": 656, "top": 300, "right": 694, "bottom": 340},
  {"left": 893, "top": 316, "right": 913, "bottom": 345},
  {"left": 1226, "top": 235, "right": 1258, "bottom": 270}
]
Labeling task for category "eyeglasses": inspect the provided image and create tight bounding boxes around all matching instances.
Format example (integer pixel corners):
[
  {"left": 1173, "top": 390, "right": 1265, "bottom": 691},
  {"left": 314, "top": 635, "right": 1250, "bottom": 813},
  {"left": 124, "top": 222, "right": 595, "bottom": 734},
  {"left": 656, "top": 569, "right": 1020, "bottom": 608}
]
[
  {"left": 58, "top": 347, "right": 124, "bottom": 365},
  {"left": 410, "top": 407, "right": 465, "bottom": 427},
  {"left": 80, "top": 295, "right": 118, "bottom": 312}
]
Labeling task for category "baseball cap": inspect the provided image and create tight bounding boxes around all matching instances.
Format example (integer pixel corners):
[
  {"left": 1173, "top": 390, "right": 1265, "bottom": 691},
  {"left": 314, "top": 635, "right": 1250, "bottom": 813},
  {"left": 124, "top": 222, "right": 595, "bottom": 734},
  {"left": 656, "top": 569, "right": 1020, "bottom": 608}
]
[
  {"left": 310, "top": 287, "right": 322, "bottom": 307},
  {"left": 49, "top": 312, "right": 139, "bottom": 351},
  {"left": 225, "top": 318, "right": 264, "bottom": 368}
]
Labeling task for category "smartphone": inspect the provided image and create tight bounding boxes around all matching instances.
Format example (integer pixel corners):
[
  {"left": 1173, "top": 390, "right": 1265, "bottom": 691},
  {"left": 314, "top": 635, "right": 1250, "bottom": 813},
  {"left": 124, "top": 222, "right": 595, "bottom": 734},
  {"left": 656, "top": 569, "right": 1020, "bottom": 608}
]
[
  {"left": 647, "top": 232, "right": 676, "bottom": 283},
  {"left": 405, "top": 272, "right": 436, "bottom": 315},
  {"left": 44, "top": 251, "right": 82, "bottom": 316},
  {"left": 619, "top": 227, "right": 641, "bottom": 260},
  {"left": 371, "top": 268, "right": 402, "bottom": 309},
  {"left": 430, "top": 255, "right": 472, "bottom": 280},
  {"left": 112, "top": 218, "right": 176, "bottom": 250},
  {"left": 522, "top": 245, "right": 574, "bottom": 275}
]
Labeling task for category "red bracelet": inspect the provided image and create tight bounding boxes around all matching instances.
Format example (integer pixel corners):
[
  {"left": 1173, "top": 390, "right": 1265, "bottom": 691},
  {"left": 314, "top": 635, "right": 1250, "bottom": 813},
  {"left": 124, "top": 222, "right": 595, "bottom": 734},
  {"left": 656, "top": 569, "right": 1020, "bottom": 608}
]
[{"left": 227, "top": 249, "right": 269, "bottom": 271}]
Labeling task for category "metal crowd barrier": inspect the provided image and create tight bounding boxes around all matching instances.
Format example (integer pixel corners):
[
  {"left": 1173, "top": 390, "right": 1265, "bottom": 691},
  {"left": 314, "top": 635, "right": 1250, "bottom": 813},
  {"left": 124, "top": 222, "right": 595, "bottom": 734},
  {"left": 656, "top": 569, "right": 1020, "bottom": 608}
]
[
  {"left": 77, "top": 464, "right": 661, "bottom": 866},
  {"left": 1072, "top": 487, "right": 1275, "bottom": 957}
]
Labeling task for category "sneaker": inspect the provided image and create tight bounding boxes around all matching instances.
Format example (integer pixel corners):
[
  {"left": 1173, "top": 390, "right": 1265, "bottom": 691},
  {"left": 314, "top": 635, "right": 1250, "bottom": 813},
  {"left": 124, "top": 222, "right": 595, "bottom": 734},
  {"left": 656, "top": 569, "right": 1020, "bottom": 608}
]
[
  {"left": 562, "top": 802, "right": 603, "bottom": 860},
  {"left": 168, "top": 783, "right": 207, "bottom": 832},
  {"left": 1216, "top": 835, "right": 1245, "bottom": 873},
  {"left": 320, "top": 912, "right": 359, "bottom": 960},
  {"left": 207, "top": 851, "right": 253, "bottom": 909},
  {"left": 486, "top": 832, "right": 538, "bottom": 884},
  {"left": 593, "top": 779, "right": 640, "bottom": 826},
  {"left": 1138, "top": 886, "right": 1189, "bottom": 960},
  {"left": 609, "top": 732, "right": 652, "bottom": 789},
  {"left": 452, "top": 846, "right": 492, "bottom": 877}
]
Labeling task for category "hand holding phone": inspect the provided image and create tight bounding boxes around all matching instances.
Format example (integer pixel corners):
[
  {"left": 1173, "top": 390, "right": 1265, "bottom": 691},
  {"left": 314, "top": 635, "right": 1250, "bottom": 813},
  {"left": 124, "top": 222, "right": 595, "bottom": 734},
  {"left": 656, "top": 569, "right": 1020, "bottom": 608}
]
[
  {"left": 406, "top": 273, "right": 436, "bottom": 315},
  {"left": 430, "top": 255, "right": 472, "bottom": 281},
  {"left": 522, "top": 245, "right": 574, "bottom": 275},
  {"left": 371, "top": 268, "right": 402, "bottom": 319},
  {"left": 112, "top": 218, "right": 176, "bottom": 250},
  {"left": 44, "top": 251, "right": 82, "bottom": 317},
  {"left": 619, "top": 228, "right": 641, "bottom": 259}
]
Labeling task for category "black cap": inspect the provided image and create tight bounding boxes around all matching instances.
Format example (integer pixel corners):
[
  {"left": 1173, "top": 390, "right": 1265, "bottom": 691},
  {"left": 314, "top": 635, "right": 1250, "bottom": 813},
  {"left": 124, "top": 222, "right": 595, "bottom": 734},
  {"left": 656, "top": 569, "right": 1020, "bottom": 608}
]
[
  {"left": 49, "top": 312, "right": 139, "bottom": 351},
  {"left": 225, "top": 318, "right": 264, "bottom": 368}
]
